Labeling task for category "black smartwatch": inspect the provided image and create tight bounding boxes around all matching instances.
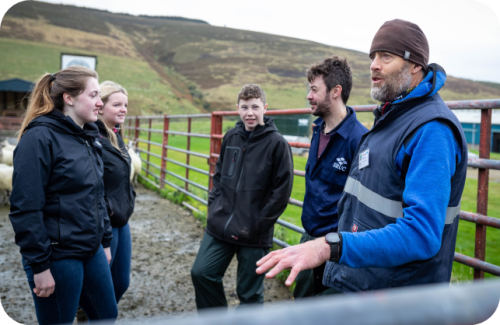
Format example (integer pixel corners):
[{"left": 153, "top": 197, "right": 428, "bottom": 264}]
[{"left": 325, "top": 232, "right": 343, "bottom": 263}]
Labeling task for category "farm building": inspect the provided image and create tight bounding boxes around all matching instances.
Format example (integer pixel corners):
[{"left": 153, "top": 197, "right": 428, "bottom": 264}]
[
  {"left": 454, "top": 110, "right": 500, "bottom": 152},
  {"left": 0, "top": 78, "right": 33, "bottom": 117},
  {"left": 272, "top": 113, "right": 311, "bottom": 137}
]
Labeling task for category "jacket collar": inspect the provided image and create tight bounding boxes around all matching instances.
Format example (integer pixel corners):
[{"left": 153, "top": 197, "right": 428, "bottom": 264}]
[
  {"left": 312, "top": 106, "right": 357, "bottom": 140},
  {"left": 25, "top": 109, "right": 99, "bottom": 141},
  {"left": 374, "top": 63, "right": 447, "bottom": 122},
  {"left": 235, "top": 116, "right": 278, "bottom": 140}
]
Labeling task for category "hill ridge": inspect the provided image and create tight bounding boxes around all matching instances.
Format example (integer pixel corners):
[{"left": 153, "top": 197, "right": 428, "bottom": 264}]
[{"left": 1, "top": 0, "right": 499, "bottom": 118}]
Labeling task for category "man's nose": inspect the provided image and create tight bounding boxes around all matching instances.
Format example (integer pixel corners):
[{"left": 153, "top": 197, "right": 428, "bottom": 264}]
[
  {"left": 370, "top": 55, "right": 382, "bottom": 72},
  {"left": 307, "top": 90, "right": 313, "bottom": 100}
]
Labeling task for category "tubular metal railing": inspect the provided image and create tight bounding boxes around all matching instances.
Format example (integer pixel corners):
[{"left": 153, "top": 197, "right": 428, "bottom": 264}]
[
  {"left": 121, "top": 279, "right": 500, "bottom": 325},
  {"left": 124, "top": 113, "right": 211, "bottom": 207},
  {"left": 126, "top": 99, "right": 500, "bottom": 279}
]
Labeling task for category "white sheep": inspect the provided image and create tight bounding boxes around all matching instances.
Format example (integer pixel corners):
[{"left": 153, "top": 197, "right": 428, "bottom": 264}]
[
  {"left": 0, "top": 140, "right": 15, "bottom": 166},
  {"left": 0, "top": 163, "right": 13, "bottom": 205},
  {"left": 127, "top": 140, "right": 142, "bottom": 185}
]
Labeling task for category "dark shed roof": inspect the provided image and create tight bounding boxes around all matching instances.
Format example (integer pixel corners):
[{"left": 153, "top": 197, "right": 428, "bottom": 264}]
[{"left": 0, "top": 78, "right": 34, "bottom": 92}]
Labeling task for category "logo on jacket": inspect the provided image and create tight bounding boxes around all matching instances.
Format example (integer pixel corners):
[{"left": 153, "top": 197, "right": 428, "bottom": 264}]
[
  {"left": 352, "top": 224, "right": 358, "bottom": 232},
  {"left": 333, "top": 158, "right": 347, "bottom": 171},
  {"left": 95, "top": 140, "right": 102, "bottom": 147}
]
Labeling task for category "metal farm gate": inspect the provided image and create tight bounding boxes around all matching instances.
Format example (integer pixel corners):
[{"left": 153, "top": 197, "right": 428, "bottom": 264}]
[{"left": 125, "top": 98, "right": 500, "bottom": 280}]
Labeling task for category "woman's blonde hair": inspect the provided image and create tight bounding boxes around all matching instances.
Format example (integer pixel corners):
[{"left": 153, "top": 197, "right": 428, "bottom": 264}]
[
  {"left": 98, "top": 81, "right": 128, "bottom": 155},
  {"left": 19, "top": 66, "right": 98, "bottom": 139}
]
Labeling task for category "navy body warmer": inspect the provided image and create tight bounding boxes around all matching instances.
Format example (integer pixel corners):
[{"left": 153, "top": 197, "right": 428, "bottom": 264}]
[{"left": 324, "top": 93, "right": 468, "bottom": 292}]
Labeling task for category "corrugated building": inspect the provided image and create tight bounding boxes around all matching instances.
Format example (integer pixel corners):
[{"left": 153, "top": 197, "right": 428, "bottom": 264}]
[{"left": 454, "top": 110, "right": 500, "bottom": 152}]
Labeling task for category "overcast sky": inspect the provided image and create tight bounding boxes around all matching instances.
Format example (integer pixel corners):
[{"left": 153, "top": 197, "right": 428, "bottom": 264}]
[{"left": 1, "top": 0, "right": 500, "bottom": 83}]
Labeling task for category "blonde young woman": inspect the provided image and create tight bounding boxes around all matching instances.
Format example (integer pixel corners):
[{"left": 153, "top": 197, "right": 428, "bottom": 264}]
[
  {"left": 96, "top": 81, "right": 136, "bottom": 303},
  {"left": 9, "top": 66, "right": 118, "bottom": 324}
]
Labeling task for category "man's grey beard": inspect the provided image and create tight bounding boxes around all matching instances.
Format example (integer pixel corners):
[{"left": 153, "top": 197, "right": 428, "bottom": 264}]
[{"left": 371, "top": 62, "right": 412, "bottom": 103}]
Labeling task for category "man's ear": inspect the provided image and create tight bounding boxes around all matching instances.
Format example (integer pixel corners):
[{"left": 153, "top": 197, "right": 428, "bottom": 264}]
[
  {"left": 264, "top": 103, "right": 268, "bottom": 111},
  {"left": 236, "top": 104, "right": 239, "bottom": 110},
  {"left": 330, "top": 85, "right": 342, "bottom": 101},
  {"left": 411, "top": 64, "right": 423, "bottom": 75}
]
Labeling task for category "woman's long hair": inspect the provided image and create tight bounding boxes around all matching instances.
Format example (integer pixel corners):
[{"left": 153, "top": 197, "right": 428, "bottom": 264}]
[
  {"left": 97, "top": 81, "right": 128, "bottom": 155},
  {"left": 19, "top": 66, "right": 98, "bottom": 139}
]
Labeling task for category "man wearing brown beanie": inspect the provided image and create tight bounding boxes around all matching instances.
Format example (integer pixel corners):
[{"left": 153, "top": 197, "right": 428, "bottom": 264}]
[{"left": 256, "top": 19, "right": 468, "bottom": 294}]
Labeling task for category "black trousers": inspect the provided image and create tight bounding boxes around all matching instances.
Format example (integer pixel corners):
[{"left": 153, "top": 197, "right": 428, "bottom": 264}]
[
  {"left": 191, "top": 232, "right": 268, "bottom": 310},
  {"left": 293, "top": 233, "right": 330, "bottom": 298}
]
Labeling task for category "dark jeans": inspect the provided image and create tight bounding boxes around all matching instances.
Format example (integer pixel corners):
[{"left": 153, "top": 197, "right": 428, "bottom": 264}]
[
  {"left": 110, "top": 223, "right": 132, "bottom": 303},
  {"left": 23, "top": 246, "right": 118, "bottom": 325},
  {"left": 293, "top": 233, "right": 330, "bottom": 298},
  {"left": 191, "top": 232, "right": 268, "bottom": 310}
]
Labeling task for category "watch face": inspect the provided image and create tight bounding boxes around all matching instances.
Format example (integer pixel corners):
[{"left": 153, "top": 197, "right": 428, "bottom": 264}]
[{"left": 326, "top": 233, "right": 340, "bottom": 243}]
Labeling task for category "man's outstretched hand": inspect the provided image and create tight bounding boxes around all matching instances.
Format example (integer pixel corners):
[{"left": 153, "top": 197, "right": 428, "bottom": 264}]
[{"left": 256, "top": 237, "right": 331, "bottom": 286}]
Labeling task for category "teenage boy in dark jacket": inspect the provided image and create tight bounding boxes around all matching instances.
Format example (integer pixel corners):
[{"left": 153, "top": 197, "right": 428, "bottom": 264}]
[
  {"left": 294, "top": 56, "right": 368, "bottom": 298},
  {"left": 191, "top": 84, "right": 294, "bottom": 310}
]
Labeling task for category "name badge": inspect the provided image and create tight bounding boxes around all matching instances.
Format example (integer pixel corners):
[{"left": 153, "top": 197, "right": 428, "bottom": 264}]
[{"left": 359, "top": 149, "right": 369, "bottom": 169}]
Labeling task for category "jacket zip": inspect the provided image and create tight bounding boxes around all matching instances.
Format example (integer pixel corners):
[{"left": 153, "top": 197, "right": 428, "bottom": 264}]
[
  {"left": 86, "top": 140, "right": 100, "bottom": 254},
  {"left": 223, "top": 136, "right": 250, "bottom": 237}
]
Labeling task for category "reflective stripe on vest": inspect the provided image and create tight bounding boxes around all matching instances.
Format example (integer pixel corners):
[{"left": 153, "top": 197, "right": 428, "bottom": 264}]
[{"left": 344, "top": 177, "right": 460, "bottom": 225}]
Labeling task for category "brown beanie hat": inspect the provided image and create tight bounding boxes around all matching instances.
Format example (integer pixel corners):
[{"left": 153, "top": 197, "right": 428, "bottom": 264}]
[{"left": 369, "top": 19, "right": 429, "bottom": 71}]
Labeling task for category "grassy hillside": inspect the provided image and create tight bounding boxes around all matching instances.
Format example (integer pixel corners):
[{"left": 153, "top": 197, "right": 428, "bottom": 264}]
[
  {"left": 1, "top": 0, "right": 499, "bottom": 117},
  {"left": 0, "top": 37, "right": 199, "bottom": 115}
]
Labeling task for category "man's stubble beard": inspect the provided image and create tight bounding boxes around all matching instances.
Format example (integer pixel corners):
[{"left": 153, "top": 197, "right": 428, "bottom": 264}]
[
  {"left": 311, "top": 93, "right": 332, "bottom": 118},
  {"left": 371, "top": 61, "right": 412, "bottom": 103}
]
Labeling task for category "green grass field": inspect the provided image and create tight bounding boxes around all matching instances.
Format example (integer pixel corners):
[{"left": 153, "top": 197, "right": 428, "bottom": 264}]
[{"left": 130, "top": 118, "right": 500, "bottom": 283}]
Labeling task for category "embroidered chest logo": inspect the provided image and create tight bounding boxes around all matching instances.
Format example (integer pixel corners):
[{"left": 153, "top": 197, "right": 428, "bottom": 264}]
[
  {"left": 352, "top": 224, "right": 358, "bottom": 232},
  {"left": 333, "top": 157, "right": 348, "bottom": 171}
]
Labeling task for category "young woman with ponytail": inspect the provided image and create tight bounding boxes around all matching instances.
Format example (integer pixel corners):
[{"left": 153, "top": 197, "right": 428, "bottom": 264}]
[
  {"left": 96, "top": 80, "right": 136, "bottom": 303},
  {"left": 9, "top": 66, "right": 118, "bottom": 324}
]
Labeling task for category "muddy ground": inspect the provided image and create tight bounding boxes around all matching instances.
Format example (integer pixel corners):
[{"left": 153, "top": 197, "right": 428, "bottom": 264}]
[{"left": 0, "top": 185, "right": 291, "bottom": 324}]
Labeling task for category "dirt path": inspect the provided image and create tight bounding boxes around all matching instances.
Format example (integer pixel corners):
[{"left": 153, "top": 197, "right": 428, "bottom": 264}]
[
  {"left": 0, "top": 185, "right": 291, "bottom": 324},
  {"left": 467, "top": 167, "right": 500, "bottom": 183}
]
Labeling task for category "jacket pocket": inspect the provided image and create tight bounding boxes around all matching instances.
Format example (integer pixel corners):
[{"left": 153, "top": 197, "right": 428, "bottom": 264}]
[
  {"left": 221, "top": 146, "right": 241, "bottom": 180},
  {"left": 43, "top": 200, "right": 60, "bottom": 244},
  {"left": 225, "top": 200, "right": 260, "bottom": 243},
  {"left": 207, "top": 195, "right": 228, "bottom": 238},
  {"left": 320, "top": 167, "right": 348, "bottom": 187},
  {"left": 58, "top": 196, "right": 69, "bottom": 246},
  {"left": 348, "top": 217, "right": 372, "bottom": 233}
]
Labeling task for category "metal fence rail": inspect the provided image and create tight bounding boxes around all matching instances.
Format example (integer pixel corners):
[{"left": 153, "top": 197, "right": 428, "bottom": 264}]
[
  {"left": 120, "top": 98, "right": 500, "bottom": 281},
  {"left": 0, "top": 117, "right": 22, "bottom": 140},
  {"left": 125, "top": 114, "right": 212, "bottom": 209},
  {"left": 7, "top": 105, "right": 489, "bottom": 280},
  {"left": 205, "top": 98, "right": 500, "bottom": 280},
  {"left": 121, "top": 279, "right": 500, "bottom": 325}
]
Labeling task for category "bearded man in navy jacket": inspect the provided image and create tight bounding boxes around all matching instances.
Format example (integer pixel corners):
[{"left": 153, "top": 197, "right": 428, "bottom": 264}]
[
  {"left": 294, "top": 56, "right": 367, "bottom": 298},
  {"left": 257, "top": 19, "right": 468, "bottom": 293}
]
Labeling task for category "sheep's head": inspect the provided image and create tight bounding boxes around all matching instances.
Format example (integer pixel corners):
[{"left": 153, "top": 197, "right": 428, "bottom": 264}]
[{"left": 128, "top": 140, "right": 138, "bottom": 150}]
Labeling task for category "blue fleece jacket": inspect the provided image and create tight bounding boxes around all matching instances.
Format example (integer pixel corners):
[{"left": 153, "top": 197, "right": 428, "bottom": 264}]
[{"left": 339, "top": 69, "right": 462, "bottom": 268}]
